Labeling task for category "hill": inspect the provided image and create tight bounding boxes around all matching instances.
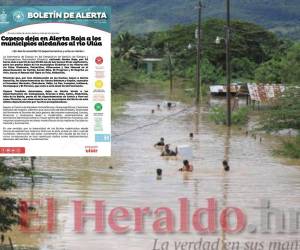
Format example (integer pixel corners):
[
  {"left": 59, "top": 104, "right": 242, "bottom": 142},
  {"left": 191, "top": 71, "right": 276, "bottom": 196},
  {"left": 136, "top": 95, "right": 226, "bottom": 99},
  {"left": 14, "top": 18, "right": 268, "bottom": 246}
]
[{"left": 107, "top": 0, "right": 300, "bottom": 39}]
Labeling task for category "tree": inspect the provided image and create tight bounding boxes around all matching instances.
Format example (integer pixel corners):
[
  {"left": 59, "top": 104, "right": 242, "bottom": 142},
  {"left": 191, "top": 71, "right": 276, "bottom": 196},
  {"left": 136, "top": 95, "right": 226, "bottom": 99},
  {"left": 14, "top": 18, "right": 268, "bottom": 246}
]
[
  {"left": 111, "top": 58, "right": 136, "bottom": 89},
  {"left": 111, "top": 19, "right": 285, "bottom": 89},
  {"left": 254, "top": 42, "right": 300, "bottom": 84},
  {"left": 185, "top": 58, "right": 222, "bottom": 85},
  {"left": 254, "top": 58, "right": 284, "bottom": 83},
  {"left": 231, "top": 57, "right": 256, "bottom": 80},
  {"left": 113, "top": 32, "right": 143, "bottom": 65},
  {"left": 282, "top": 43, "right": 300, "bottom": 85}
]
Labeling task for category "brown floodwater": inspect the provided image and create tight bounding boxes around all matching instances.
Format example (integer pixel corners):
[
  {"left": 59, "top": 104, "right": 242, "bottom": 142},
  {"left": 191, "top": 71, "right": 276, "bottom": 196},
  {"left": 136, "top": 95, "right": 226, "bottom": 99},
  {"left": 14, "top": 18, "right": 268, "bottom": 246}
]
[{"left": 4, "top": 91, "right": 300, "bottom": 250}]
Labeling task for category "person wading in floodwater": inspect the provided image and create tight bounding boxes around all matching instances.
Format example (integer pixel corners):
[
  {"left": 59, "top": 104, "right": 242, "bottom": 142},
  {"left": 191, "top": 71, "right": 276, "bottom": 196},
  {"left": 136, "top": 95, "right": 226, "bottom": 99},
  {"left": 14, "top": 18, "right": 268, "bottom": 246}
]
[
  {"left": 179, "top": 160, "right": 193, "bottom": 172},
  {"left": 161, "top": 144, "right": 178, "bottom": 157},
  {"left": 223, "top": 160, "right": 230, "bottom": 171},
  {"left": 154, "top": 137, "right": 165, "bottom": 147},
  {"left": 156, "top": 169, "right": 162, "bottom": 180},
  {"left": 30, "top": 156, "right": 36, "bottom": 170}
]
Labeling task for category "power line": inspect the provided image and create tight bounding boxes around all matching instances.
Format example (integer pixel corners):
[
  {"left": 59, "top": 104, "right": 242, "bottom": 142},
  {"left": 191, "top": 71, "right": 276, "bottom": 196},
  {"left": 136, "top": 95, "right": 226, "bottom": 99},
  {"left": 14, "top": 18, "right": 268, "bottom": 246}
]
[{"left": 113, "top": 105, "right": 194, "bottom": 139}]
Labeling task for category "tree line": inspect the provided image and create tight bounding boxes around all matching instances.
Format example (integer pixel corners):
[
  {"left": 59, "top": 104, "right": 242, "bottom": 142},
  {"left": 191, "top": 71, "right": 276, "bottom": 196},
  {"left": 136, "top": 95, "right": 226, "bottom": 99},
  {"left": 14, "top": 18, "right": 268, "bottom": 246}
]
[{"left": 112, "top": 18, "right": 300, "bottom": 89}]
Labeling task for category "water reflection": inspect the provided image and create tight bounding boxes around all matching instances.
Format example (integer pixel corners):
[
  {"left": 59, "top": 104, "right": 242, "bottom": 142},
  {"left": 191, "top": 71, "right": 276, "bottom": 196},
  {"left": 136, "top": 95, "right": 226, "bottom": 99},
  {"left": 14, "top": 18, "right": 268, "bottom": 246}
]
[
  {"left": 221, "top": 127, "right": 231, "bottom": 250},
  {"left": 193, "top": 105, "right": 201, "bottom": 135},
  {"left": 4, "top": 92, "right": 300, "bottom": 249}
]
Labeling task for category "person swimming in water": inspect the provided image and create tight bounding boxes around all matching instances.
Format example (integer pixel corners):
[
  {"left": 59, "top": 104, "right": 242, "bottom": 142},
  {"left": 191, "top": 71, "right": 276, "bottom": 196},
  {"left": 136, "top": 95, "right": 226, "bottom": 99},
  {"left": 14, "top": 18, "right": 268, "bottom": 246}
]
[
  {"left": 223, "top": 160, "right": 230, "bottom": 171},
  {"left": 167, "top": 102, "right": 176, "bottom": 110},
  {"left": 189, "top": 133, "right": 194, "bottom": 139},
  {"left": 156, "top": 168, "right": 162, "bottom": 180},
  {"left": 179, "top": 160, "right": 193, "bottom": 172},
  {"left": 154, "top": 137, "right": 165, "bottom": 147},
  {"left": 161, "top": 144, "right": 178, "bottom": 156}
]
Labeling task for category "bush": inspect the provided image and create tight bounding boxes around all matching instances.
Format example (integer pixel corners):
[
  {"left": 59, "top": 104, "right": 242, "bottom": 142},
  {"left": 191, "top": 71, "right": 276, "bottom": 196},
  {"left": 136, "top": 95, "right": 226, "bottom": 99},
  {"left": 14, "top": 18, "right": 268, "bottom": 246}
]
[
  {"left": 112, "top": 58, "right": 136, "bottom": 90},
  {"left": 254, "top": 58, "right": 284, "bottom": 83},
  {"left": 275, "top": 136, "right": 300, "bottom": 159},
  {"left": 209, "top": 106, "right": 250, "bottom": 125},
  {"left": 260, "top": 86, "right": 300, "bottom": 131},
  {"left": 232, "top": 107, "right": 250, "bottom": 125},
  {"left": 209, "top": 106, "right": 226, "bottom": 125}
]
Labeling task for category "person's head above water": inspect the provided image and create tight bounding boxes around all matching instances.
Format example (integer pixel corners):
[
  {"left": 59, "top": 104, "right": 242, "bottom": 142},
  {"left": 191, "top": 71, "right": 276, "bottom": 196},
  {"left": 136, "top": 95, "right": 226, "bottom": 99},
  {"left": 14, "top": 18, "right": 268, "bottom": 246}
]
[
  {"left": 156, "top": 168, "right": 162, "bottom": 176},
  {"left": 189, "top": 133, "right": 194, "bottom": 138},
  {"left": 160, "top": 137, "right": 164, "bottom": 142},
  {"left": 223, "top": 160, "right": 230, "bottom": 171},
  {"left": 183, "top": 160, "right": 189, "bottom": 166}
]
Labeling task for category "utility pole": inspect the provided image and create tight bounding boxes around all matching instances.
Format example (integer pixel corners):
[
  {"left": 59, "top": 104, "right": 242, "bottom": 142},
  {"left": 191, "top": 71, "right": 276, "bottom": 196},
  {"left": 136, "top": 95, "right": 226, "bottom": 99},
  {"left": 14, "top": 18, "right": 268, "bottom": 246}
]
[
  {"left": 168, "top": 53, "right": 173, "bottom": 95},
  {"left": 166, "top": 42, "right": 173, "bottom": 95},
  {"left": 225, "top": 0, "right": 232, "bottom": 126},
  {"left": 196, "top": 1, "right": 202, "bottom": 104}
]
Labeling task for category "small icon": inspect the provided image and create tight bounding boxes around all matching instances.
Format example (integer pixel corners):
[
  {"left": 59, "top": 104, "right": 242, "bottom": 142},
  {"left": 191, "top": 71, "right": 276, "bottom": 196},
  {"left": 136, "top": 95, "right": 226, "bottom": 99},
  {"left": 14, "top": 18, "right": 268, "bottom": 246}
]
[
  {"left": 13, "top": 11, "right": 25, "bottom": 23},
  {"left": 93, "top": 94, "right": 105, "bottom": 102},
  {"left": 0, "top": 10, "right": 8, "bottom": 24},
  {"left": 94, "top": 117, "right": 103, "bottom": 131},
  {"left": 94, "top": 103, "right": 103, "bottom": 112},
  {"left": 95, "top": 80, "right": 104, "bottom": 89},
  {"left": 95, "top": 134, "right": 111, "bottom": 142},
  {"left": 95, "top": 56, "right": 104, "bottom": 65},
  {"left": 95, "top": 70, "right": 105, "bottom": 78}
]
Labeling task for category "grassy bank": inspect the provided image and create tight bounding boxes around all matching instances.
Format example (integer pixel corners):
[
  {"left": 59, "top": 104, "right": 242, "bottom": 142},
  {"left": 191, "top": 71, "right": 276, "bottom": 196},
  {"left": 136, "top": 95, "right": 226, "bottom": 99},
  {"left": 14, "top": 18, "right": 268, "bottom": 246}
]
[
  {"left": 112, "top": 78, "right": 168, "bottom": 118},
  {"left": 275, "top": 136, "right": 300, "bottom": 159},
  {"left": 112, "top": 93, "right": 132, "bottom": 118}
]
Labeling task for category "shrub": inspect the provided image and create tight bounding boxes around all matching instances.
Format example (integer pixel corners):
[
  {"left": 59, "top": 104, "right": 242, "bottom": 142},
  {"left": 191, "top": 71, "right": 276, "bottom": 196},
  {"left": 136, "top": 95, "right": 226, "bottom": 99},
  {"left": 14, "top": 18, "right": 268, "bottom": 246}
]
[{"left": 209, "top": 106, "right": 250, "bottom": 125}]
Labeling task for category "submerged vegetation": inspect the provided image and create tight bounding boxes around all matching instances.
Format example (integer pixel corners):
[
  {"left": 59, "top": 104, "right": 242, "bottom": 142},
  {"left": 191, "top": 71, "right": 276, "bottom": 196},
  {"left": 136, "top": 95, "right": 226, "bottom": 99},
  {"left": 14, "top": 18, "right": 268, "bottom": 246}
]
[
  {"left": 260, "top": 87, "right": 300, "bottom": 132},
  {"left": 259, "top": 87, "right": 300, "bottom": 159},
  {"left": 209, "top": 106, "right": 250, "bottom": 126},
  {"left": 275, "top": 137, "right": 300, "bottom": 159}
]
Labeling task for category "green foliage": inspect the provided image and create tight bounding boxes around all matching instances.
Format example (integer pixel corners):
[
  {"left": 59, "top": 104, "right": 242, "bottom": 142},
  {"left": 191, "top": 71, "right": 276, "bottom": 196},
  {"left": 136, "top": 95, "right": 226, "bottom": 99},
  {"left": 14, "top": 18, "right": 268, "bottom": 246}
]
[
  {"left": 0, "top": 197, "right": 19, "bottom": 233},
  {"left": 255, "top": 58, "right": 284, "bottom": 83},
  {"left": 232, "top": 107, "right": 250, "bottom": 125},
  {"left": 255, "top": 42, "right": 300, "bottom": 84},
  {"left": 111, "top": 58, "right": 136, "bottom": 90},
  {"left": 282, "top": 43, "right": 300, "bottom": 84},
  {"left": 112, "top": 93, "right": 132, "bottom": 118},
  {"left": 209, "top": 106, "right": 226, "bottom": 125},
  {"left": 113, "top": 32, "right": 143, "bottom": 64},
  {"left": 209, "top": 106, "right": 250, "bottom": 125},
  {"left": 260, "top": 87, "right": 300, "bottom": 131},
  {"left": 185, "top": 58, "right": 223, "bottom": 85},
  {"left": 232, "top": 57, "right": 256, "bottom": 80},
  {"left": 275, "top": 136, "right": 300, "bottom": 159},
  {"left": 112, "top": 19, "right": 284, "bottom": 90}
]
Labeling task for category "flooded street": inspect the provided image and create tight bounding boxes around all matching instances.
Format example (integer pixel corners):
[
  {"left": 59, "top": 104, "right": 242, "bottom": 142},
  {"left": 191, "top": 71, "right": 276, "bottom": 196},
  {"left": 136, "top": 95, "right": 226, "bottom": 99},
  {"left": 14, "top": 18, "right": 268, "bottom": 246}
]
[{"left": 6, "top": 91, "right": 300, "bottom": 250}]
